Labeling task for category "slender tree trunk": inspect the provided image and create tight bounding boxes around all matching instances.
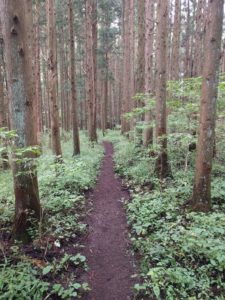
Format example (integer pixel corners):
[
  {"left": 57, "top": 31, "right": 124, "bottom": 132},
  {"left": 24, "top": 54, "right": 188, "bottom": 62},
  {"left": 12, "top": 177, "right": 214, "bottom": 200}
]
[
  {"left": 68, "top": 0, "right": 80, "bottom": 155},
  {"left": 129, "top": 0, "right": 135, "bottom": 130},
  {"left": 171, "top": 0, "right": 181, "bottom": 80},
  {"left": 85, "top": 0, "right": 97, "bottom": 142},
  {"left": 191, "top": 0, "right": 224, "bottom": 212},
  {"left": 136, "top": 0, "right": 146, "bottom": 95},
  {"left": 143, "top": 0, "right": 155, "bottom": 147},
  {"left": 184, "top": 0, "right": 191, "bottom": 78},
  {"left": 121, "top": 0, "right": 130, "bottom": 133},
  {"left": 92, "top": 0, "right": 98, "bottom": 141},
  {"left": 155, "top": 0, "right": 170, "bottom": 179},
  {"left": 46, "top": 0, "right": 62, "bottom": 157},
  {"left": 34, "top": 0, "right": 42, "bottom": 144},
  {"left": 193, "top": 0, "right": 204, "bottom": 77},
  {"left": 0, "top": 0, "right": 42, "bottom": 240},
  {"left": 0, "top": 24, "right": 4, "bottom": 129},
  {"left": 0, "top": 22, "right": 9, "bottom": 169}
]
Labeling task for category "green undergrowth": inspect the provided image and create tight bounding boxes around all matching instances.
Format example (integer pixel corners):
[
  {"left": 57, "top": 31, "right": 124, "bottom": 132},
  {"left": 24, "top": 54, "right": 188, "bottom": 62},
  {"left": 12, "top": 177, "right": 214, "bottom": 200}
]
[
  {"left": 0, "top": 131, "right": 103, "bottom": 300},
  {"left": 106, "top": 130, "right": 225, "bottom": 300}
]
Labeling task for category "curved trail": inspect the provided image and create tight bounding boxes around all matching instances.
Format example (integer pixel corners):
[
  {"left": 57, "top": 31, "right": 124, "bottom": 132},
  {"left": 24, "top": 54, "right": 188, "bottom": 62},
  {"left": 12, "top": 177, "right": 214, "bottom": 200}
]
[{"left": 81, "top": 142, "right": 135, "bottom": 300}]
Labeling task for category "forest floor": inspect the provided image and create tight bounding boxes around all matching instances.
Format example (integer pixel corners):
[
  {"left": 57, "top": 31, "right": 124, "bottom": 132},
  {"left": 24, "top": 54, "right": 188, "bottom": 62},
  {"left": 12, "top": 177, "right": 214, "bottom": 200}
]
[{"left": 81, "top": 141, "right": 135, "bottom": 300}]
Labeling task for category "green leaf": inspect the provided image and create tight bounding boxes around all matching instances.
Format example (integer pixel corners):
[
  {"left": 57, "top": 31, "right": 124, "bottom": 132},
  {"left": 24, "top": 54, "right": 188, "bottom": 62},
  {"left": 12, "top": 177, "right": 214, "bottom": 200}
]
[{"left": 42, "top": 265, "right": 53, "bottom": 275}]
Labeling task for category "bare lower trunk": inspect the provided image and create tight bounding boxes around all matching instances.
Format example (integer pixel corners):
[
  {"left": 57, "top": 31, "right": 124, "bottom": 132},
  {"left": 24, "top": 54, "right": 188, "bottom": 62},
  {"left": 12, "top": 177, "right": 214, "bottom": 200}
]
[
  {"left": 0, "top": 0, "right": 41, "bottom": 240},
  {"left": 46, "top": 0, "right": 62, "bottom": 157},
  {"left": 191, "top": 0, "right": 224, "bottom": 212},
  {"left": 143, "top": 0, "right": 155, "bottom": 147},
  {"left": 68, "top": 0, "right": 80, "bottom": 155},
  {"left": 155, "top": 0, "right": 171, "bottom": 179}
]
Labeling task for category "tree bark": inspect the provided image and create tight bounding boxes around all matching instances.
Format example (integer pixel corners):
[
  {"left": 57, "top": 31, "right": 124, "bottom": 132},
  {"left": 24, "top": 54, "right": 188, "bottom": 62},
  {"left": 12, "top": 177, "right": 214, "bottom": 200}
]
[
  {"left": 155, "top": 0, "right": 170, "bottom": 179},
  {"left": 46, "top": 0, "right": 62, "bottom": 157},
  {"left": 121, "top": 0, "right": 130, "bottom": 133},
  {"left": 0, "top": 0, "right": 42, "bottom": 240},
  {"left": 191, "top": 0, "right": 224, "bottom": 212},
  {"left": 143, "top": 0, "right": 155, "bottom": 147},
  {"left": 68, "top": 0, "right": 80, "bottom": 155},
  {"left": 85, "top": 0, "right": 97, "bottom": 142},
  {"left": 34, "top": 0, "right": 42, "bottom": 144},
  {"left": 171, "top": 0, "right": 181, "bottom": 80},
  {"left": 136, "top": 0, "right": 146, "bottom": 94}
]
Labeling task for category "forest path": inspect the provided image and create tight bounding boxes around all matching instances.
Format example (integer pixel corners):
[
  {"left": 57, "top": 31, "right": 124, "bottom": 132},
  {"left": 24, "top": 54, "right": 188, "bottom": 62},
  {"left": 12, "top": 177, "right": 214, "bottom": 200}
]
[{"left": 81, "top": 142, "right": 135, "bottom": 300}]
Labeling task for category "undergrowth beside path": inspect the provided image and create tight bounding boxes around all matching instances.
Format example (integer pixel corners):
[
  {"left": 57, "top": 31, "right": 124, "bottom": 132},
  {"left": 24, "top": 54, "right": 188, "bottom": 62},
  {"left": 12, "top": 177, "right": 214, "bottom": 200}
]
[
  {"left": 0, "top": 132, "right": 103, "bottom": 300},
  {"left": 106, "top": 130, "right": 225, "bottom": 300}
]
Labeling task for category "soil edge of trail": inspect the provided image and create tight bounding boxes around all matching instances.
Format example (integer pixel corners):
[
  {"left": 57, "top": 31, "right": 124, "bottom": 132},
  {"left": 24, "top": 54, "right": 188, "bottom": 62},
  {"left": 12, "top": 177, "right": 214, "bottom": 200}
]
[{"left": 81, "top": 141, "right": 136, "bottom": 300}]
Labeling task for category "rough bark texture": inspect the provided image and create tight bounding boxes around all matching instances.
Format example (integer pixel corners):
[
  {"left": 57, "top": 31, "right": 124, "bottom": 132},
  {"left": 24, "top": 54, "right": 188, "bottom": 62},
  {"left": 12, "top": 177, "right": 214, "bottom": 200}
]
[
  {"left": 121, "top": 0, "right": 130, "bottom": 133},
  {"left": 0, "top": 0, "right": 41, "bottom": 240},
  {"left": 91, "top": 0, "right": 98, "bottom": 141},
  {"left": 85, "top": 0, "right": 97, "bottom": 142},
  {"left": 136, "top": 0, "right": 145, "bottom": 94},
  {"left": 193, "top": 0, "right": 204, "bottom": 77},
  {"left": 68, "top": 0, "right": 80, "bottom": 155},
  {"left": 191, "top": 0, "right": 224, "bottom": 212},
  {"left": 0, "top": 23, "right": 4, "bottom": 129},
  {"left": 155, "top": 0, "right": 170, "bottom": 179},
  {"left": 143, "top": 0, "right": 155, "bottom": 147},
  {"left": 171, "top": 0, "right": 181, "bottom": 80},
  {"left": 0, "top": 22, "right": 9, "bottom": 170},
  {"left": 184, "top": 0, "right": 191, "bottom": 78},
  {"left": 46, "top": 0, "right": 62, "bottom": 157},
  {"left": 34, "top": 0, "right": 42, "bottom": 144}
]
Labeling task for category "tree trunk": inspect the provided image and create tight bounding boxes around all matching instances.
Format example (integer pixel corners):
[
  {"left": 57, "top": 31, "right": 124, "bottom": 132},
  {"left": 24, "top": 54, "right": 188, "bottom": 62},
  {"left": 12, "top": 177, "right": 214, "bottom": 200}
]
[
  {"left": 34, "top": 0, "right": 42, "bottom": 144},
  {"left": 46, "top": 0, "right": 62, "bottom": 157},
  {"left": 121, "top": 0, "right": 130, "bottom": 133},
  {"left": 0, "top": 0, "right": 42, "bottom": 240},
  {"left": 191, "top": 0, "right": 224, "bottom": 212},
  {"left": 85, "top": 0, "right": 97, "bottom": 142},
  {"left": 91, "top": 0, "right": 98, "bottom": 141},
  {"left": 136, "top": 0, "right": 146, "bottom": 94},
  {"left": 155, "top": 0, "right": 170, "bottom": 179},
  {"left": 143, "top": 0, "right": 155, "bottom": 147},
  {"left": 171, "top": 0, "right": 181, "bottom": 80},
  {"left": 68, "top": 0, "right": 80, "bottom": 155},
  {"left": 193, "top": 0, "right": 204, "bottom": 77}
]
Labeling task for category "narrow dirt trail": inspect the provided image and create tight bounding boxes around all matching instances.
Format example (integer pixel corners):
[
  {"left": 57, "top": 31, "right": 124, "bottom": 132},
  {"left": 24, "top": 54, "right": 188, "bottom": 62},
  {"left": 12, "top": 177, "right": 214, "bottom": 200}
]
[{"left": 81, "top": 142, "right": 135, "bottom": 300}]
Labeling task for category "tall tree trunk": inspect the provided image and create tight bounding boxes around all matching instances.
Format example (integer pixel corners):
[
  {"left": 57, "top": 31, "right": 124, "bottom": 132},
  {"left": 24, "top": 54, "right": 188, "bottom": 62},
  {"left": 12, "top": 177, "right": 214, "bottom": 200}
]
[
  {"left": 68, "top": 0, "right": 80, "bottom": 155},
  {"left": 155, "top": 0, "right": 170, "bottom": 179},
  {"left": 34, "top": 0, "right": 42, "bottom": 144},
  {"left": 121, "top": 0, "right": 130, "bottom": 133},
  {"left": 184, "top": 0, "right": 191, "bottom": 78},
  {"left": 91, "top": 0, "right": 98, "bottom": 141},
  {"left": 46, "top": 0, "right": 62, "bottom": 157},
  {"left": 171, "top": 0, "right": 181, "bottom": 80},
  {"left": 0, "top": 21, "right": 9, "bottom": 169},
  {"left": 0, "top": 23, "right": 4, "bottom": 129},
  {"left": 143, "top": 0, "right": 155, "bottom": 147},
  {"left": 0, "top": 0, "right": 41, "bottom": 240},
  {"left": 136, "top": 0, "right": 146, "bottom": 94},
  {"left": 193, "top": 0, "right": 204, "bottom": 77},
  {"left": 191, "top": 0, "right": 224, "bottom": 212},
  {"left": 85, "top": 0, "right": 97, "bottom": 142},
  {"left": 129, "top": 0, "right": 135, "bottom": 130}
]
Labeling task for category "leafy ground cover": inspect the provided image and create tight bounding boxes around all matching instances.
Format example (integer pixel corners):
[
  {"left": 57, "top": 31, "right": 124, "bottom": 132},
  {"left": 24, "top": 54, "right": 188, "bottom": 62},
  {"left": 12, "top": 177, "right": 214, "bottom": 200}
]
[
  {"left": 106, "top": 130, "right": 225, "bottom": 300},
  {"left": 0, "top": 132, "right": 103, "bottom": 300}
]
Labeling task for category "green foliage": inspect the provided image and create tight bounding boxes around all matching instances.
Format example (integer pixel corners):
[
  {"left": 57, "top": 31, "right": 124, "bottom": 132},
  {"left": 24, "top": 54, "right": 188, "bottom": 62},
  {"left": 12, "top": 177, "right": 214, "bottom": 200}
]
[
  {"left": 0, "top": 131, "right": 103, "bottom": 299},
  {"left": 0, "top": 262, "right": 49, "bottom": 300},
  {"left": 107, "top": 130, "right": 225, "bottom": 300},
  {"left": 106, "top": 131, "right": 155, "bottom": 187}
]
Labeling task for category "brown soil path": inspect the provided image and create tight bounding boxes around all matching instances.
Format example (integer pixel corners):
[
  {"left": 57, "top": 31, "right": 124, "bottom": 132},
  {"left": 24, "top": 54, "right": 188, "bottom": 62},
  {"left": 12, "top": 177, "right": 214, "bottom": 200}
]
[{"left": 81, "top": 142, "right": 135, "bottom": 300}]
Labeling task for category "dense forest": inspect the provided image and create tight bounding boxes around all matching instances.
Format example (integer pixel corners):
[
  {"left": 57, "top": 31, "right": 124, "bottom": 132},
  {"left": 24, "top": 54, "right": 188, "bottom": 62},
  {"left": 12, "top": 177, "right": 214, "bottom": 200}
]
[{"left": 0, "top": 0, "right": 225, "bottom": 299}]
